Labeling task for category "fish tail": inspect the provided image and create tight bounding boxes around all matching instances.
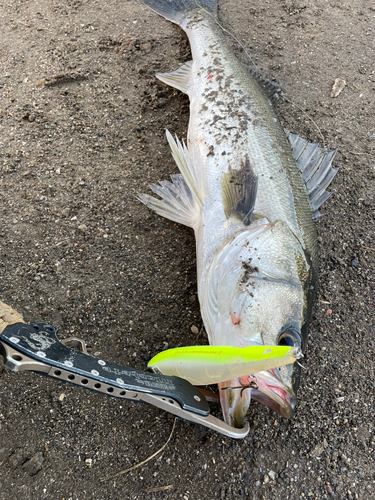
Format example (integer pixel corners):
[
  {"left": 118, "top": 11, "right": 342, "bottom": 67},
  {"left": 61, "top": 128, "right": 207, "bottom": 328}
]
[{"left": 142, "top": 0, "right": 217, "bottom": 25}]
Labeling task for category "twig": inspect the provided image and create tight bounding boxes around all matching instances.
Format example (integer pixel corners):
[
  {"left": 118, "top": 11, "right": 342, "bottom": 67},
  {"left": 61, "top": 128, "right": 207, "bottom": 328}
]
[
  {"left": 144, "top": 485, "right": 174, "bottom": 493},
  {"left": 360, "top": 245, "right": 375, "bottom": 252},
  {"left": 99, "top": 418, "right": 177, "bottom": 482}
]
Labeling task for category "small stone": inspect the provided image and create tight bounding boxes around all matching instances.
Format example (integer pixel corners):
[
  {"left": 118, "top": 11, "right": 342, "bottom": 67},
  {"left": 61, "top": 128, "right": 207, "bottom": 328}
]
[
  {"left": 268, "top": 470, "right": 276, "bottom": 480},
  {"left": 330, "top": 78, "right": 346, "bottom": 98},
  {"left": 191, "top": 325, "right": 199, "bottom": 334},
  {"left": 326, "top": 484, "right": 333, "bottom": 495},
  {"left": 22, "top": 452, "right": 44, "bottom": 476},
  {"left": 85, "top": 458, "right": 93, "bottom": 468},
  {"left": 58, "top": 393, "right": 65, "bottom": 401},
  {"left": 310, "top": 444, "right": 324, "bottom": 457},
  {"left": 8, "top": 449, "right": 25, "bottom": 468},
  {"left": 78, "top": 224, "right": 87, "bottom": 232},
  {"left": 255, "top": 481, "right": 261, "bottom": 487},
  {"left": 263, "top": 475, "right": 269, "bottom": 484},
  {"left": 189, "top": 295, "right": 196, "bottom": 303},
  {"left": 351, "top": 258, "right": 359, "bottom": 267},
  {"left": 326, "top": 309, "right": 333, "bottom": 316}
]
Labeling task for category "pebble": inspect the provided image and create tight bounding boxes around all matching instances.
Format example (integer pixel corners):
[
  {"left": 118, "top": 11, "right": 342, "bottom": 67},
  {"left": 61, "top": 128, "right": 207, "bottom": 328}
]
[
  {"left": 326, "top": 309, "right": 333, "bottom": 316},
  {"left": 8, "top": 449, "right": 24, "bottom": 468},
  {"left": 22, "top": 452, "right": 44, "bottom": 476},
  {"left": 330, "top": 78, "right": 346, "bottom": 98},
  {"left": 191, "top": 325, "right": 199, "bottom": 334}
]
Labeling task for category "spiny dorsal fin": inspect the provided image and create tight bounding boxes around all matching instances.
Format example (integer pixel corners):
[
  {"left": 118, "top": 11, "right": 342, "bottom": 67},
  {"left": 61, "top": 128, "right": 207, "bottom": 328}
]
[
  {"left": 286, "top": 130, "right": 339, "bottom": 220},
  {"left": 156, "top": 61, "right": 192, "bottom": 94},
  {"left": 221, "top": 156, "right": 258, "bottom": 226},
  {"left": 138, "top": 174, "right": 198, "bottom": 228}
]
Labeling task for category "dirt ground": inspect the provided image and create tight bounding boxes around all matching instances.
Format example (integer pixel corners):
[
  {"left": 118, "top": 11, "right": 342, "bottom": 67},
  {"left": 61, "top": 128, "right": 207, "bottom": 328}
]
[{"left": 0, "top": 0, "right": 374, "bottom": 499}]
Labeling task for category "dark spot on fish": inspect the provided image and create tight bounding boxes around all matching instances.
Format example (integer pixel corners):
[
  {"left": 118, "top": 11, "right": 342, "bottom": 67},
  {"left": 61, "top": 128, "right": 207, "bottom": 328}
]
[
  {"left": 222, "top": 151, "right": 226, "bottom": 155},
  {"left": 206, "top": 90, "right": 219, "bottom": 100},
  {"left": 241, "top": 261, "right": 259, "bottom": 287},
  {"left": 207, "top": 145, "right": 214, "bottom": 157},
  {"left": 211, "top": 115, "right": 222, "bottom": 124}
]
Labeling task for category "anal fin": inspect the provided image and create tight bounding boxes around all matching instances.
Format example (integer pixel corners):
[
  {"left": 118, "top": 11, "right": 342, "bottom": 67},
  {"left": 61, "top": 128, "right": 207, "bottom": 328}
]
[{"left": 156, "top": 61, "right": 192, "bottom": 94}]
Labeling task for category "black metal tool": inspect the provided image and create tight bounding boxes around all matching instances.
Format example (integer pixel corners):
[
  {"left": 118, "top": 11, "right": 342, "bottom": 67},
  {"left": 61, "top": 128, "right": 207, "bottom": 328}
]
[{"left": 0, "top": 322, "right": 249, "bottom": 438}]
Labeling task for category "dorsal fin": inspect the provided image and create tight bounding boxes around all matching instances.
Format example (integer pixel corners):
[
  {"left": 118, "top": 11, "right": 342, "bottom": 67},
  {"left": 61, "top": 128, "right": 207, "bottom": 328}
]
[
  {"left": 286, "top": 130, "right": 339, "bottom": 219},
  {"left": 242, "top": 63, "right": 282, "bottom": 104}
]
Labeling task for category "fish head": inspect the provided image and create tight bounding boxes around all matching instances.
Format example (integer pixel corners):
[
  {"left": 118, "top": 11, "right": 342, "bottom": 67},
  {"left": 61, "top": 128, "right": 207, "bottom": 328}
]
[{"left": 205, "top": 220, "right": 315, "bottom": 428}]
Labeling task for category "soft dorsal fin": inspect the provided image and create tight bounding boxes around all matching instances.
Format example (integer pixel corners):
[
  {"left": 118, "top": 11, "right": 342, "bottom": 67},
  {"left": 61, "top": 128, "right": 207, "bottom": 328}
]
[
  {"left": 156, "top": 61, "right": 192, "bottom": 94},
  {"left": 242, "top": 63, "right": 282, "bottom": 104},
  {"left": 221, "top": 156, "right": 258, "bottom": 226},
  {"left": 286, "top": 130, "right": 339, "bottom": 219}
]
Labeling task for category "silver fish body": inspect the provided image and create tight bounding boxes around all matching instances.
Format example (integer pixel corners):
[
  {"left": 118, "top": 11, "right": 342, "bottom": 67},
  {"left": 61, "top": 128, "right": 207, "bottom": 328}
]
[{"left": 140, "top": 0, "right": 337, "bottom": 428}]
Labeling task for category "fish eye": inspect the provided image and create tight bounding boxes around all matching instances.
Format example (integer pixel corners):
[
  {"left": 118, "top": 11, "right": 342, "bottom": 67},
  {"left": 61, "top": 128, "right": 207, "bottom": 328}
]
[{"left": 278, "top": 330, "right": 301, "bottom": 348}]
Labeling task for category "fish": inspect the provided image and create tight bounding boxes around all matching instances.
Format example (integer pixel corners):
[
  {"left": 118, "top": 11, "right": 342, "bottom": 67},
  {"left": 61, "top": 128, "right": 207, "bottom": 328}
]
[{"left": 139, "top": 0, "right": 338, "bottom": 428}]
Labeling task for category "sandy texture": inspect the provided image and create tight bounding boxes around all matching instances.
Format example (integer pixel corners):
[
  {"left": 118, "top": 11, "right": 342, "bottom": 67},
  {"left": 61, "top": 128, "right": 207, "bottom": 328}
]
[{"left": 0, "top": 0, "right": 374, "bottom": 499}]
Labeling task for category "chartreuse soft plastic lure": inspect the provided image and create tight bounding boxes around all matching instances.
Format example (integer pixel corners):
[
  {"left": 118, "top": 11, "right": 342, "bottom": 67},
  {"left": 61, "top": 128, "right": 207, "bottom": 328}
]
[{"left": 148, "top": 345, "right": 302, "bottom": 386}]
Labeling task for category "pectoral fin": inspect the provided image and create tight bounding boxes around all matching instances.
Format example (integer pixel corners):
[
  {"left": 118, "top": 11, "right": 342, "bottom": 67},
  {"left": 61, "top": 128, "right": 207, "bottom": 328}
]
[{"left": 221, "top": 156, "right": 258, "bottom": 226}]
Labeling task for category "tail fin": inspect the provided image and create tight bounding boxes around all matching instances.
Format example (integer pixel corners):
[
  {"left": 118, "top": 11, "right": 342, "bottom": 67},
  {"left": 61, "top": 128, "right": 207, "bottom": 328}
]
[{"left": 142, "top": 0, "right": 217, "bottom": 25}]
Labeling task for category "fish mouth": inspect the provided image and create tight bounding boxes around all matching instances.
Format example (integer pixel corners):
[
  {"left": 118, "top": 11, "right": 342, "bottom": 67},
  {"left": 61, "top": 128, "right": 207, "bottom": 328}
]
[
  {"left": 250, "top": 369, "right": 296, "bottom": 419},
  {"left": 218, "top": 369, "right": 296, "bottom": 427}
]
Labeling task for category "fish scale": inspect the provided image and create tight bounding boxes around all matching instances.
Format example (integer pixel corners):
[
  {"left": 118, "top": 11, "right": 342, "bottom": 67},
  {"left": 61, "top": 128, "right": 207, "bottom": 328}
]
[{"left": 183, "top": 16, "right": 317, "bottom": 275}]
